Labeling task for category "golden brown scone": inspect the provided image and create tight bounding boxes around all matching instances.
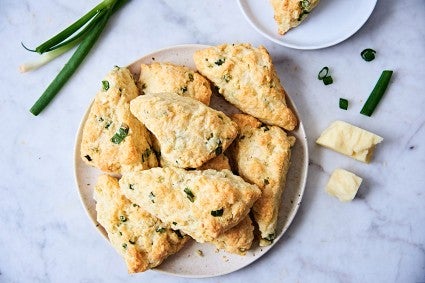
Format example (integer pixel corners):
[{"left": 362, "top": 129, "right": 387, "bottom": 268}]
[
  {"left": 80, "top": 66, "right": 157, "bottom": 174},
  {"left": 193, "top": 43, "right": 297, "bottom": 131},
  {"left": 269, "top": 0, "right": 320, "bottom": 35},
  {"left": 119, "top": 167, "right": 261, "bottom": 243},
  {"left": 93, "top": 174, "right": 188, "bottom": 273},
  {"left": 197, "top": 154, "right": 231, "bottom": 171},
  {"left": 129, "top": 92, "right": 238, "bottom": 169},
  {"left": 229, "top": 114, "right": 295, "bottom": 246},
  {"left": 139, "top": 62, "right": 212, "bottom": 105},
  {"left": 210, "top": 215, "right": 254, "bottom": 255},
  {"left": 198, "top": 154, "right": 254, "bottom": 255}
]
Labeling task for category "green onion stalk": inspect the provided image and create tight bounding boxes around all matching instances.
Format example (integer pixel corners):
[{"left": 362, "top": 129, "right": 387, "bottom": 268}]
[{"left": 21, "top": 0, "right": 128, "bottom": 116}]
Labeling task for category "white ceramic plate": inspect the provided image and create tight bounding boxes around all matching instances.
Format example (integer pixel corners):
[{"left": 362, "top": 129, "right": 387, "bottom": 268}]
[
  {"left": 74, "top": 44, "right": 309, "bottom": 278},
  {"left": 237, "top": 0, "right": 377, "bottom": 50}
]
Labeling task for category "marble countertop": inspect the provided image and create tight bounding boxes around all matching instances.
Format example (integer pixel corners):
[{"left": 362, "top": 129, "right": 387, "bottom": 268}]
[{"left": 1, "top": 0, "right": 424, "bottom": 282}]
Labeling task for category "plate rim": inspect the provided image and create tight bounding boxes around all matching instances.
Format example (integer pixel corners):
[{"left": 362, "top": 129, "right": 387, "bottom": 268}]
[
  {"left": 73, "top": 43, "right": 309, "bottom": 278},
  {"left": 237, "top": 0, "right": 377, "bottom": 50}
]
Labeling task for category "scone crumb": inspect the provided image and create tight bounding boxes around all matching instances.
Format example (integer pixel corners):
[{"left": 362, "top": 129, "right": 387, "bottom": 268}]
[{"left": 196, "top": 249, "right": 204, "bottom": 257}]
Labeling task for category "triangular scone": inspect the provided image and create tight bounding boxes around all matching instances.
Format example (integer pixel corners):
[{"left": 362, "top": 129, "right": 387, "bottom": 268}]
[
  {"left": 193, "top": 43, "right": 297, "bottom": 131},
  {"left": 229, "top": 114, "right": 295, "bottom": 246},
  {"left": 80, "top": 67, "right": 157, "bottom": 174},
  {"left": 119, "top": 167, "right": 261, "bottom": 243},
  {"left": 269, "top": 0, "right": 320, "bottom": 35},
  {"left": 94, "top": 174, "right": 188, "bottom": 273},
  {"left": 198, "top": 153, "right": 255, "bottom": 255},
  {"left": 130, "top": 92, "right": 238, "bottom": 169},
  {"left": 139, "top": 62, "right": 212, "bottom": 105}
]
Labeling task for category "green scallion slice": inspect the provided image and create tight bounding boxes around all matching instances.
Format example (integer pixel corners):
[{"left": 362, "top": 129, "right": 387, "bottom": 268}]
[
  {"left": 111, "top": 124, "right": 129, "bottom": 144},
  {"left": 183, "top": 187, "right": 195, "bottom": 202},
  {"left": 211, "top": 208, "right": 224, "bottom": 217},
  {"left": 339, "top": 98, "right": 348, "bottom": 110},
  {"left": 361, "top": 48, "right": 376, "bottom": 62},
  {"left": 323, "top": 76, "right": 333, "bottom": 85},
  {"left": 318, "top": 67, "right": 329, "bottom": 80},
  {"left": 360, "top": 70, "right": 393, "bottom": 117}
]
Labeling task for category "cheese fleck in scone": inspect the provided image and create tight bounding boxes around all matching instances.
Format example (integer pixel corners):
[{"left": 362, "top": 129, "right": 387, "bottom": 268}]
[
  {"left": 316, "top": 120, "right": 383, "bottom": 163},
  {"left": 93, "top": 175, "right": 188, "bottom": 273},
  {"left": 193, "top": 43, "right": 297, "bottom": 131},
  {"left": 139, "top": 62, "right": 212, "bottom": 105},
  {"left": 326, "top": 169, "right": 363, "bottom": 202},
  {"left": 80, "top": 66, "right": 157, "bottom": 174},
  {"left": 269, "top": 0, "right": 320, "bottom": 35},
  {"left": 119, "top": 167, "right": 261, "bottom": 243},
  {"left": 229, "top": 114, "right": 295, "bottom": 246},
  {"left": 130, "top": 92, "right": 238, "bottom": 168}
]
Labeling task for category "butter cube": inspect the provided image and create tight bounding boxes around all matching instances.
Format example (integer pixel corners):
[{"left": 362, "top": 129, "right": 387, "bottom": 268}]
[
  {"left": 316, "top": 120, "right": 383, "bottom": 163},
  {"left": 326, "top": 169, "right": 363, "bottom": 202}
]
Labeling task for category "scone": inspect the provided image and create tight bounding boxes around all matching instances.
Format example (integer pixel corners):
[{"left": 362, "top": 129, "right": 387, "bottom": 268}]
[
  {"left": 198, "top": 153, "right": 254, "bottom": 255},
  {"left": 130, "top": 92, "right": 238, "bottom": 168},
  {"left": 139, "top": 62, "right": 212, "bottom": 105},
  {"left": 93, "top": 174, "right": 188, "bottom": 273},
  {"left": 193, "top": 43, "right": 297, "bottom": 131},
  {"left": 229, "top": 114, "right": 295, "bottom": 246},
  {"left": 119, "top": 167, "right": 261, "bottom": 243},
  {"left": 197, "top": 154, "right": 232, "bottom": 171},
  {"left": 80, "top": 66, "right": 157, "bottom": 174},
  {"left": 269, "top": 0, "right": 320, "bottom": 35}
]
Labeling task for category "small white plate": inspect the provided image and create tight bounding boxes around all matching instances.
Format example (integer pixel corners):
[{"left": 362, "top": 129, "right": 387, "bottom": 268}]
[
  {"left": 74, "top": 44, "right": 309, "bottom": 277},
  {"left": 237, "top": 0, "right": 377, "bottom": 50}
]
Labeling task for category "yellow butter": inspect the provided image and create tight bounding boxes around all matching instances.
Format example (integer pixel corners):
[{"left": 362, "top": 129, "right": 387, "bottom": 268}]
[
  {"left": 316, "top": 120, "right": 383, "bottom": 163},
  {"left": 326, "top": 169, "right": 363, "bottom": 202}
]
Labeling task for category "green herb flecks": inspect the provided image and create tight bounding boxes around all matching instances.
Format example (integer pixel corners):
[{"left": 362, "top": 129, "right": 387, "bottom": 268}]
[
  {"left": 128, "top": 184, "right": 135, "bottom": 190},
  {"left": 214, "top": 140, "right": 223, "bottom": 156},
  {"left": 101, "top": 80, "right": 109, "bottom": 91},
  {"left": 172, "top": 229, "right": 184, "bottom": 239},
  {"left": 184, "top": 187, "right": 195, "bottom": 202},
  {"left": 84, "top": 155, "right": 92, "bottom": 161},
  {"left": 298, "top": 0, "right": 311, "bottom": 21},
  {"left": 317, "top": 67, "right": 333, "bottom": 85},
  {"left": 214, "top": 58, "right": 226, "bottom": 66},
  {"left": 129, "top": 239, "right": 136, "bottom": 245},
  {"left": 188, "top": 73, "right": 194, "bottom": 82},
  {"left": 339, "top": 98, "right": 349, "bottom": 110},
  {"left": 361, "top": 48, "right": 376, "bottom": 62},
  {"left": 156, "top": 227, "right": 166, "bottom": 233},
  {"left": 111, "top": 124, "right": 129, "bottom": 144},
  {"left": 211, "top": 208, "right": 224, "bottom": 217},
  {"left": 264, "top": 233, "right": 276, "bottom": 242},
  {"left": 149, "top": 192, "right": 155, "bottom": 203},
  {"left": 119, "top": 215, "right": 127, "bottom": 222},
  {"left": 122, "top": 243, "right": 127, "bottom": 249}
]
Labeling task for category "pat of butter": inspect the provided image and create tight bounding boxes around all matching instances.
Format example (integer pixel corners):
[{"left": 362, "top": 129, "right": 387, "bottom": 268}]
[
  {"left": 316, "top": 120, "right": 383, "bottom": 163},
  {"left": 326, "top": 169, "right": 363, "bottom": 202}
]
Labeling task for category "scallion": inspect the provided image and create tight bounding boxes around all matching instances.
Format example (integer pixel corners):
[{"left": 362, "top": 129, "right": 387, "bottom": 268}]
[
  {"left": 323, "top": 75, "right": 333, "bottom": 85},
  {"left": 211, "top": 208, "right": 224, "bottom": 217},
  {"left": 318, "top": 66, "right": 333, "bottom": 85},
  {"left": 360, "top": 70, "right": 393, "bottom": 117},
  {"left": 25, "top": 0, "right": 128, "bottom": 116},
  {"left": 339, "top": 98, "right": 348, "bottom": 110},
  {"left": 361, "top": 48, "right": 376, "bottom": 62}
]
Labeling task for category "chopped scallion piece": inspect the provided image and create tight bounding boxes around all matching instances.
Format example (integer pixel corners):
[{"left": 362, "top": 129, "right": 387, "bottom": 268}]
[
  {"left": 111, "top": 124, "right": 129, "bottom": 144},
  {"left": 318, "top": 67, "right": 329, "bottom": 80},
  {"left": 102, "top": 80, "right": 109, "bottom": 91},
  {"left": 339, "top": 98, "right": 349, "bottom": 110},
  {"left": 323, "top": 76, "right": 333, "bottom": 85},
  {"left": 361, "top": 48, "right": 376, "bottom": 62},
  {"left": 184, "top": 187, "right": 195, "bottom": 202},
  {"left": 360, "top": 70, "right": 393, "bottom": 117},
  {"left": 211, "top": 208, "right": 224, "bottom": 217},
  {"left": 119, "top": 215, "right": 127, "bottom": 222}
]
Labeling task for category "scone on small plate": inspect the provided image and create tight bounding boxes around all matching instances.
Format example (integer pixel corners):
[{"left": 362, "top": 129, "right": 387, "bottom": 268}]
[
  {"left": 229, "top": 114, "right": 295, "bottom": 246},
  {"left": 130, "top": 92, "right": 238, "bottom": 169},
  {"left": 139, "top": 62, "right": 212, "bottom": 105},
  {"left": 80, "top": 66, "right": 157, "bottom": 174},
  {"left": 193, "top": 43, "right": 297, "bottom": 131},
  {"left": 269, "top": 0, "right": 320, "bottom": 35},
  {"left": 94, "top": 174, "right": 188, "bottom": 273},
  {"left": 119, "top": 167, "right": 261, "bottom": 243}
]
